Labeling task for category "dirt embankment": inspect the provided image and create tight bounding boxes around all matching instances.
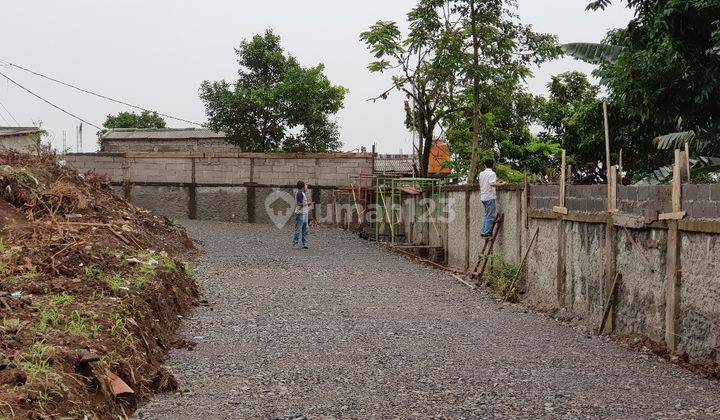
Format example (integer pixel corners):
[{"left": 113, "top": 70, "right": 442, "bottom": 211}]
[{"left": 0, "top": 151, "right": 200, "bottom": 418}]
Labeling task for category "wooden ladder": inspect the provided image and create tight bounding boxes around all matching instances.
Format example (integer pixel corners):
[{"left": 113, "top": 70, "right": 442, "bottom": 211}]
[{"left": 471, "top": 213, "right": 504, "bottom": 282}]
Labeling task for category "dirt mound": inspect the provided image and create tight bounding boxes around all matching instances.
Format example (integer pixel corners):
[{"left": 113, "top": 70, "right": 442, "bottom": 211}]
[{"left": 0, "top": 151, "right": 200, "bottom": 418}]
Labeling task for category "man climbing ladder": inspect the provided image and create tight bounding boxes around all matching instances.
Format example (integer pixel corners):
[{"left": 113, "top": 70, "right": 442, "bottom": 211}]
[{"left": 478, "top": 159, "right": 506, "bottom": 239}]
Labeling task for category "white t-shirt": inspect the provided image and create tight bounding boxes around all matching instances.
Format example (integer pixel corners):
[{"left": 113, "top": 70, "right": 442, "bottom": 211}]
[
  {"left": 295, "top": 191, "right": 309, "bottom": 215},
  {"left": 478, "top": 168, "right": 497, "bottom": 201}
]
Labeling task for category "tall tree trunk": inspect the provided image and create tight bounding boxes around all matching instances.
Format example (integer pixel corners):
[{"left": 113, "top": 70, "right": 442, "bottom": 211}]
[
  {"left": 420, "top": 121, "right": 435, "bottom": 178},
  {"left": 467, "top": 0, "right": 482, "bottom": 185}
]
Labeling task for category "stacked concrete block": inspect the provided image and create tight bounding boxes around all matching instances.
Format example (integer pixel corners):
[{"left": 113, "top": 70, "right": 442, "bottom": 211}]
[
  {"left": 682, "top": 184, "right": 720, "bottom": 219},
  {"left": 566, "top": 185, "right": 607, "bottom": 213},
  {"left": 129, "top": 157, "right": 193, "bottom": 183},
  {"left": 64, "top": 155, "right": 126, "bottom": 182},
  {"left": 195, "top": 158, "right": 251, "bottom": 185},
  {"left": 528, "top": 184, "right": 560, "bottom": 210},
  {"left": 636, "top": 185, "right": 672, "bottom": 215}
]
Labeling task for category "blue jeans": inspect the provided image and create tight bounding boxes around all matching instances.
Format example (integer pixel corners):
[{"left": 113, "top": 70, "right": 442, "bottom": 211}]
[
  {"left": 293, "top": 212, "right": 309, "bottom": 246},
  {"left": 481, "top": 199, "right": 496, "bottom": 237}
]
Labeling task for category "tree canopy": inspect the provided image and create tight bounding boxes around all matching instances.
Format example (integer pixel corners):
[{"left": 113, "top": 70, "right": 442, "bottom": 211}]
[
  {"left": 200, "top": 30, "right": 347, "bottom": 152},
  {"left": 563, "top": 0, "right": 720, "bottom": 182},
  {"left": 103, "top": 111, "right": 166, "bottom": 131},
  {"left": 362, "top": 0, "right": 560, "bottom": 180}
]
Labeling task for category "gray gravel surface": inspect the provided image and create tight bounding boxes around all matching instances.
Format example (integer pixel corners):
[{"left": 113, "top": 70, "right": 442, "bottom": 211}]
[{"left": 137, "top": 221, "right": 720, "bottom": 419}]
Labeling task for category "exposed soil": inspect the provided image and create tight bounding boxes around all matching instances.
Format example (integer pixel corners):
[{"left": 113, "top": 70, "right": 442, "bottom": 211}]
[
  {"left": 140, "top": 221, "right": 720, "bottom": 419},
  {"left": 0, "top": 152, "right": 199, "bottom": 418}
]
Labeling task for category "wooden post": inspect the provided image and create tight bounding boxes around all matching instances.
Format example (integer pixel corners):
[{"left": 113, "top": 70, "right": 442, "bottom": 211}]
[
  {"left": 523, "top": 172, "right": 529, "bottom": 230},
  {"left": 608, "top": 166, "right": 618, "bottom": 213},
  {"left": 672, "top": 149, "right": 682, "bottom": 213},
  {"left": 665, "top": 148, "right": 682, "bottom": 352},
  {"left": 618, "top": 149, "right": 623, "bottom": 186},
  {"left": 684, "top": 142, "right": 691, "bottom": 181},
  {"left": 603, "top": 101, "right": 612, "bottom": 206},
  {"left": 598, "top": 273, "right": 622, "bottom": 334},
  {"left": 554, "top": 150, "right": 568, "bottom": 215},
  {"left": 659, "top": 150, "right": 686, "bottom": 220}
]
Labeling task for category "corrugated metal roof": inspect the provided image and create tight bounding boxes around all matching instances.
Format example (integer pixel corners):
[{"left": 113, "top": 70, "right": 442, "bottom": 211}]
[
  {"left": 0, "top": 127, "right": 42, "bottom": 138},
  {"left": 374, "top": 154, "right": 415, "bottom": 174},
  {"left": 102, "top": 128, "right": 225, "bottom": 140}
]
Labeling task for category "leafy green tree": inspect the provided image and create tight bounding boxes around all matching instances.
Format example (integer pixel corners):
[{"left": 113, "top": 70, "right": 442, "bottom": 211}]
[
  {"left": 536, "top": 72, "right": 606, "bottom": 183},
  {"left": 564, "top": 0, "right": 720, "bottom": 181},
  {"left": 200, "top": 30, "right": 347, "bottom": 152},
  {"left": 361, "top": 6, "right": 466, "bottom": 177},
  {"left": 362, "top": 0, "right": 559, "bottom": 179},
  {"left": 103, "top": 111, "right": 166, "bottom": 130}
]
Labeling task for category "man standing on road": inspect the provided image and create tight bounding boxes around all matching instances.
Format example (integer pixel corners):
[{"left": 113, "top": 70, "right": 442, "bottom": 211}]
[
  {"left": 293, "top": 180, "right": 312, "bottom": 249},
  {"left": 478, "top": 159, "right": 506, "bottom": 239}
]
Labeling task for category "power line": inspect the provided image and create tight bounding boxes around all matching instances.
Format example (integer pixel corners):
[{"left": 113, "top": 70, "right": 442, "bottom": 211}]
[
  {"left": 0, "top": 70, "right": 102, "bottom": 130},
  {"left": 3, "top": 60, "right": 204, "bottom": 127},
  {"left": 0, "top": 107, "right": 9, "bottom": 125},
  {"left": 0, "top": 98, "right": 20, "bottom": 125}
]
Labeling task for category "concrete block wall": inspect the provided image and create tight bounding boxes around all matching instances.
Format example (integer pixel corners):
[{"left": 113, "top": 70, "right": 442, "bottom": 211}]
[
  {"left": 529, "top": 183, "right": 720, "bottom": 219},
  {"left": 402, "top": 183, "right": 720, "bottom": 365},
  {"left": 682, "top": 184, "right": 720, "bottom": 219},
  {"left": 64, "top": 155, "right": 126, "bottom": 182},
  {"left": 66, "top": 153, "right": 373, "bottom": 188},
  {"left": 63, "top": 152, "right": 371, "bottom": 226},
  {"left": 102, "top": 139, "right": 241, "bottom": 153},
  {"left": 678, "top": 233, "right": 720, "bottom": 360},
  {"left": 0, "top": 136, "right": 34, "bottom": 153}
]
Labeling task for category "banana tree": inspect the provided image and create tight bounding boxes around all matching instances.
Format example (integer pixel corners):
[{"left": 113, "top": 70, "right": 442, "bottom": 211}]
[{"left": 563, "top": 42, "right": 720, "bottom": 184}]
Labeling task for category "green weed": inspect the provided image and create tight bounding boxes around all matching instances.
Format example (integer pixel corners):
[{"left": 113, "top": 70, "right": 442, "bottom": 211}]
[
  {"left": 49, "top": 294, "right": 75, "bottom": 307},
  {"left": 65, "top": 311, "right": 88, "bottom": 336},
  {"left": 4, "top": 266, "right": 39, "bottom": 286},
  {"left": 1, "top": 317, "right": 22, "bottom": 340},
  {"left": 183, "top": 262, "right": 195, "bottom": 278},
  {"left": 83, "top": 265, "right": 103, "bottom": 279},
  {"left": 38, "top": 308, "right": 59, "bottom": 333},
  {"left": 15, "top": 341, "right": 66, "bottom": 408},
  {"left": 105, "top": 274, "right": 125, "bottom": 291},
  {"left": 486, "top": 254, "right": 520, "bottom": 301}
]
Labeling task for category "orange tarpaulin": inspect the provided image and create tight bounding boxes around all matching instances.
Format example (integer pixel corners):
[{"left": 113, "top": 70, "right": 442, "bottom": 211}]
[{"left": 428, "top": 141, "right": 451, "bottom": 176}]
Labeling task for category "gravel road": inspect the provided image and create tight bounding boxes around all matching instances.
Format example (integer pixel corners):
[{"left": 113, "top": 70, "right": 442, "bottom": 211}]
[{"left": 137, "top": 221, "right": 720, "bottom": 419}]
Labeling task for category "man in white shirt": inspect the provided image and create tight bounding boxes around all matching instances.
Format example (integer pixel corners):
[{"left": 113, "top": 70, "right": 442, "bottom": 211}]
[{"left": 478, "top": 159, "right": 506, "bottom": 239}]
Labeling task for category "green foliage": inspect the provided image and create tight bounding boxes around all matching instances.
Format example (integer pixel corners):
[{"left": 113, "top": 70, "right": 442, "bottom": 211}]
[
  {"left": 562, "top": 43, "right": 625, "bottom": 64},
  {"left": 200, "top": 29, "right": 347, "bottom": 152},
  {"left": 102, "top": 111, "right": 166, "bottom": 131},
  {"left": 37, "top": 307, "right": 59, "bottom": 333},
  {"left": 65, "top": 310, "right": 88, "bottom": 336},
  {"left": 15, "top": 341, "right": 66, "bottom": 408},
  {"left": 363, "top": 0, "right": 560, "bottom": 178},
  {"left": 105, "top": 274, "right": 125, "bottom": 292},
  {"left": 183, "top": 262, "right": 195, "bottom": 278},
  {"left": 1, "top": 317, "right": 22, "bottom": 340},
  {"left": 486, "top": 254, "right": 519, "bottom": 301},
  {"left": 566, "top": 0, "right": 720, "bottom": 180},
  {"left": 83, "top": 265, "right": 103, "bottom": 279}
]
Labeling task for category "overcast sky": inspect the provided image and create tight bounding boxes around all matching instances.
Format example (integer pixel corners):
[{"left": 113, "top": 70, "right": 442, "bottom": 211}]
[{"left": 0, "top": 0, "right": 633, "bottom": 153}]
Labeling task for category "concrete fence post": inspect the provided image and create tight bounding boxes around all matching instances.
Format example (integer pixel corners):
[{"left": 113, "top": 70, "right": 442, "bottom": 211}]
[{"left": 188, "top": 157, "right": 197, "bottom": 220}]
